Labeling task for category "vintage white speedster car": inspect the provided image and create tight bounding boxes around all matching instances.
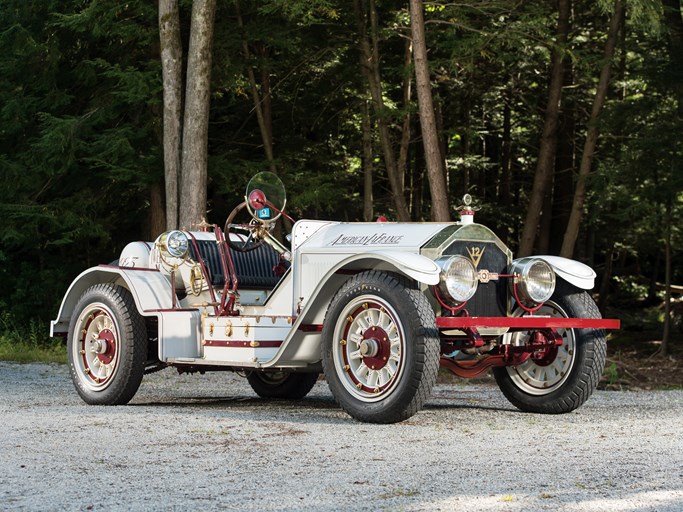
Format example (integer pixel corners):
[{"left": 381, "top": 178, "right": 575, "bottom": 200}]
[{"left": 51, "top": 172, "right": 619, "bottom": 423}]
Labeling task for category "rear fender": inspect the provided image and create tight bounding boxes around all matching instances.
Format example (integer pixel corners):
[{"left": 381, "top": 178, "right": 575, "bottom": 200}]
[{"left": 50, "top": 266, "right": 173, "bottom": 337}]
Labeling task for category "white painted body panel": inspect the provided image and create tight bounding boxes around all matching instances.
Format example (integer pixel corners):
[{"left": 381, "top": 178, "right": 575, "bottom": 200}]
[
  {"left": 159, "top": 310, "right": 203, "bottom": 360},
  {"left": 533, "top": 255, "right": 596, "bottom": 290},
  {"left": 290, "top": 221, "right": 449, "bottom": 315},
  {"left": 298, "top": 221, "right": 451, "bottom": 251},
  {"left": 50, "top": 266, "right": 173, "bottom": 337},
  {"left": 200, "top": 316, "right": 293, "bottom": 364}
]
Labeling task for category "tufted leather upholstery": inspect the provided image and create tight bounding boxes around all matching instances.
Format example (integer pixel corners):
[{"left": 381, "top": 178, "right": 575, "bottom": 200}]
[{"left": 189, "top": 240, "right": 286, "bottom": 289}]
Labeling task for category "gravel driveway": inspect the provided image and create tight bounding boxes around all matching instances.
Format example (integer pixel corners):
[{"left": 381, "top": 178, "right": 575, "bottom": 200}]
[{"left": 1, "top": 362, "right": 682, "bottom": 511}]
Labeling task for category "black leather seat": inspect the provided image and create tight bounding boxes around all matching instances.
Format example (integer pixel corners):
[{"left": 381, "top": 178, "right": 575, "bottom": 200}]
[{"left": 189, "top": 240, "right": 286, "bottom": 289}]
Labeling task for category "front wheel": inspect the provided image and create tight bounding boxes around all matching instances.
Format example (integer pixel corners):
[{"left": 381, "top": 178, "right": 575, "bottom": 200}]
[
  {"left": 322, "top": 271, "right": 440, "bottom": 423},
  {"left": 493, "top": 280, "right": 607, "bottom": 413},
  {"left": 246, "top": 371, "right": 319, "bottom": 399},
  {"left": 67, "top": 284, "right": 147, "bottom": 405}
]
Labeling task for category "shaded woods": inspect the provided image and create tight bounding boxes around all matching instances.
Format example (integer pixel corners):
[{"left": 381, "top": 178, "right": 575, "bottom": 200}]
[{"left": 0, "top": 0, "right": 681, "bottom": 353}]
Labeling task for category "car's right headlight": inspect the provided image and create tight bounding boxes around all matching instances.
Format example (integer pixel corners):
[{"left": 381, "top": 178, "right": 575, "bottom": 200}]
[
  {"left": 434, "top": 255, "right": 478, "bottom": 305},
  {"left": 509, "top": 258, "right": 555, "bottom": 306},
  {"left": 157, "top": 230, "right": 189, "bottom": 259}
]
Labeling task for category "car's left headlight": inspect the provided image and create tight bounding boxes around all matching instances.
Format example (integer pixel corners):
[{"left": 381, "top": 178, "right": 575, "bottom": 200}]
[
  {"left": 434, "top": 255, "right": 478, "bottom": 305},
  {"left": 509, "top": 258, "right": 555, "bottom": 306},
  {"left": 158, "top": 230, "right": 189, "bottom": 259}
]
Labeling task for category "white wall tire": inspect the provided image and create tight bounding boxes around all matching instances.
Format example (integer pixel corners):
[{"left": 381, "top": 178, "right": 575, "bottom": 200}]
[
  {"left": 493, "top": 280, "right": 607, "bottom": 413},
  {"left": 322, "top": 271, "right": 439, "bottom": 423},
  {"left": 67, "top": 284, "right": 147, "bottom": 405}
]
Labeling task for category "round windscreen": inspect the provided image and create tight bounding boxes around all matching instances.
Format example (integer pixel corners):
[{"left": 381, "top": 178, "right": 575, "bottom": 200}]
[{"left": 245, "top": 172, "right": 286, "bottom": 222}]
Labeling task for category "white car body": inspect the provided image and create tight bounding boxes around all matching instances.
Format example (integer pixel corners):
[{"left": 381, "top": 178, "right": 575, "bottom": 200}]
[
  {"left": 52, "top": 221, "right": 447, "bottom": 367},
  {"left": 52, "top": 173, "right": 619, "bottom": 423}
]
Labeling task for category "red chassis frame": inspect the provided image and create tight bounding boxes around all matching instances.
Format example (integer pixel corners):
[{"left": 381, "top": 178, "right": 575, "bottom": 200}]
[{"left": 436, "top": 316, "right": 620, "bottom": 378}]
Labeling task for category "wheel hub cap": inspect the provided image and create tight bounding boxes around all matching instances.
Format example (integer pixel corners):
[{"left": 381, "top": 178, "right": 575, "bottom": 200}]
[
  {"left": 93, "top": 329, "right": 116, "bottom": 365},
  {"left": 74, "top": 306, "right": 119, "bottom": 389},
  {"left": 505, "top": 301, "right": 576, "bottom": 395},
  {"left": 333, "top": 297, "right": 404, "bottom": 402},
  {"left": 359, "top": 338, "right": 379, "bottom": 358},
  {"left": 360, "top": 326, "right": 391, "bottom": 370}
]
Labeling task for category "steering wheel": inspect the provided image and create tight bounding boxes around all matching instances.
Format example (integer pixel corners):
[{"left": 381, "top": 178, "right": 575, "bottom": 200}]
[
  {"left": 224, "top": 201, "right": 268, "bottom": 253},
  {"left": 223, "top": 172, "right": 287, "bottom": 253}
]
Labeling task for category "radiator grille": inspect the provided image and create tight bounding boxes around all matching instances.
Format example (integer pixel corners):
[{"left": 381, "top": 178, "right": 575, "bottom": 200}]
[{"left": 443, "top": 240, "right": 509, "bottom": 317}]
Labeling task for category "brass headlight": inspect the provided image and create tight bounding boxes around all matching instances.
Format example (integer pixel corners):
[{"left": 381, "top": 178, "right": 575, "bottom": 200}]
[
  {"left": 158, "top": 230, "right": 189, "bottom": 259},
  {"left": 510, "top": 258, "right": 555, "bottom": 306},
  {"left": 435, "top": 255, "right": 478, "bottom": 305}
]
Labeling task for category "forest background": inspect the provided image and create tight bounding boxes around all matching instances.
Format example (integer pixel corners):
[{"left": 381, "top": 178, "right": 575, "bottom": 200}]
[{"left": 0, "top": 0, "right": 681, "bottom": 379}]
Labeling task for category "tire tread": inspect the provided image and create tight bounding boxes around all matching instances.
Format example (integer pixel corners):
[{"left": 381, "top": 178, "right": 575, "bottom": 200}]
[
  {"left": 68, "top": 283, "right": 147, "bottom": 405},
  {"left": 494, "top": 280, "right": 607, "bottom": 414},
  {"left": 322, "top": 271, "right": 439, "bottom": 423}
]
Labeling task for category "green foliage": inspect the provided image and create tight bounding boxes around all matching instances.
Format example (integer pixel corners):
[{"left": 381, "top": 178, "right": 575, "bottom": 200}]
[
  {"left": 0, "top": 0, "right": 680, "bottom": 348},
  {"left": 257, "top": 0, "right": 340, "bottom": 23},
  {"left": 605, "top": 359, "right": 620, "bottom": 385},
  {"left": 0, "top": 0, "right": 161, "bottom": 326},
  {"left": 0, "top": 312, "right": 66, "bottom": 363}
]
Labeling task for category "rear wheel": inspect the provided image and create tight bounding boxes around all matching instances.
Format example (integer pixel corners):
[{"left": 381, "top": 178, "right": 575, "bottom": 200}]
[
  {"left": 493, "top": 280, "right": 606, "bottom": 413},
  {"left": 322, "top": 271, "right": 440, "bottom": 423},
  {"left": 67, "top": 284, "right": 147, "bottom": 405},
  {"left": 246, "top": 371, "right": 319, "bottom": 399}
]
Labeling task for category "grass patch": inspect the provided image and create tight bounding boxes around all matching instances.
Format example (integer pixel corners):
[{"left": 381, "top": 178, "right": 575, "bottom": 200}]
[{"left": 0, "top": 314, "right": 67, "bottom": 364}]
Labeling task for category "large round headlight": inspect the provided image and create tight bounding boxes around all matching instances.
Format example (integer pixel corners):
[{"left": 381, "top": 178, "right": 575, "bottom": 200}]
[
  {"left": 435, "top": 255, "right": 478, "bottom": 305},
  {"left": 510, "top": 258, "right": 555, "bottom": 306},
  {"left": 158, "top": 230, "right": 189, "bottom": 259}
]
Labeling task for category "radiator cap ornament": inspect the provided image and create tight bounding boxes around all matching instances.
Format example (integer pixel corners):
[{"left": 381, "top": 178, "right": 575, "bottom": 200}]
[{"left": 457, "top": 194, "right": 479, "bottom": 225}]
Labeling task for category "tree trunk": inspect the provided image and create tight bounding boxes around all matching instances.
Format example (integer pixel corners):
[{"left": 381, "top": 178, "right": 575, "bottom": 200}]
[
  {"left": 353, "top": 0, "right": 411, "bottom": 221},
  {"left": 148, "top": 181, "right": 166, "bottom": 239},
  {"left": 259, "top": 48, "right": 274, "bottom": 156},
  {"left": 178, "top": 0, "right": 216, "bottom": 229},
  {"left": 662, "top": 0, "right": 683, "bottom": 116},
  {"left": 435, "top": 97, "right": 449, "bottom": 193},
  {"left": 661, "top": 196, "right": 673, "bottom": 355},
  {"left": 517, "top": 0, "right": 571, "bottom": 257},
  {"left": 413, "top": 141, "right": 425, "bottom": 220},
  {"left": 397, "top": 38, "right": 413, "bottom": 191},
  {"left": 550, "top": 60, "right": 576, "bottom": 254},
  {"left": 236, "top": 2, "right": 277, "bottom": 174},
  {"left": 648, "top": 1, "right": 678, "bottom": 349},
  {"left": 409, "top": 0, "right": 450, "bottom": 221},
  {"left": 500, "top": 95, "right": 512, "bottom": 206},
  {"left": 459, "top": 92, "right": 471, "bottom": 195},
  {"left": 598, "top": 242, "right": 615, "bottom": 314},
  {"left": 159, "top": 0, "right": 183, "bottom": 230},
  {"left": 537, "top": 188, "right": 553, "bottom": 253},
  {"left": 483, "top": 116, "right": 500, "bottom": 202},
  {"left": 560, "top": 0, "right": 624, "bottom": 258},
  {"left": 362, "top": 101, "right": 374, "bottom": 222}
]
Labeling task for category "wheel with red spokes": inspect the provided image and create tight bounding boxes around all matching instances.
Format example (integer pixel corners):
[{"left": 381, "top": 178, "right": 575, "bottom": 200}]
[
  {"left": 322, "top": 271, "right": 440, "bottom": 423},
  {"left": 67, "top": 284, "right": 147, "bottom": 405},
  {"left": 493, "top": 280, "right": 607, "bottom": 414}
]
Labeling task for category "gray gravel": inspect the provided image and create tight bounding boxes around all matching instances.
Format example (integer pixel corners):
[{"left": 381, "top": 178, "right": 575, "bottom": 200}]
[{"left": 1, "top": 362, "right": 682, "bottom": 511}]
